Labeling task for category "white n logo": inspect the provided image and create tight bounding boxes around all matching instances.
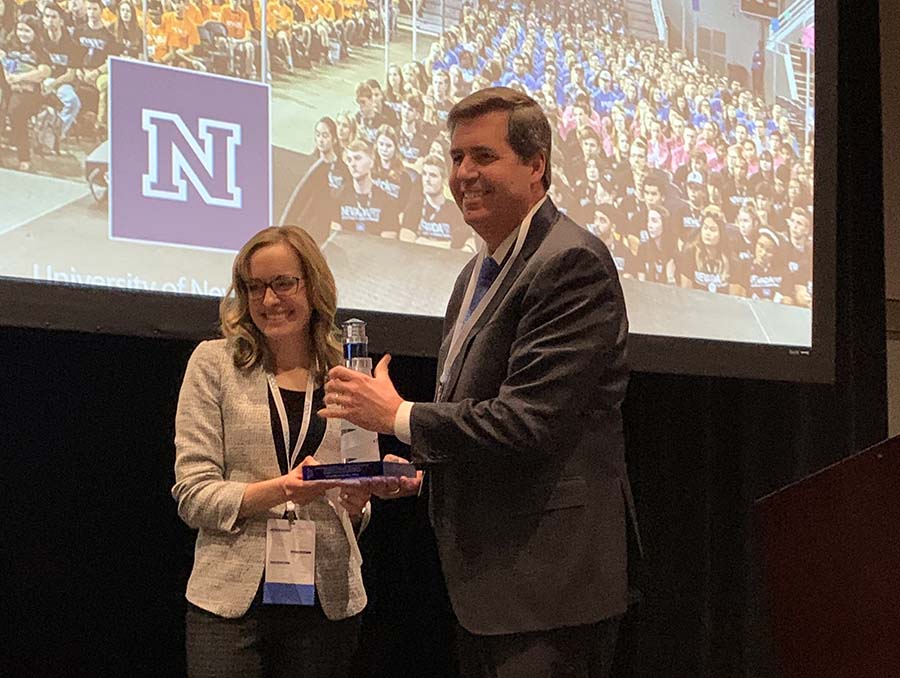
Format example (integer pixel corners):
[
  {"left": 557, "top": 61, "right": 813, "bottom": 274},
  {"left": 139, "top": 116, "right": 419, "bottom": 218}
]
[{"left": 142, "top": 109, "right": 242, "bottom": 208}]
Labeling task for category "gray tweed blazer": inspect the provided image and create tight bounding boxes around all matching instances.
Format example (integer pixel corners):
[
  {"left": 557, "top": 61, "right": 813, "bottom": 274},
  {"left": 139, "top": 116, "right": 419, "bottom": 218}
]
[{"left": 172, "top": 339, "right": 366, "bottom": 620}]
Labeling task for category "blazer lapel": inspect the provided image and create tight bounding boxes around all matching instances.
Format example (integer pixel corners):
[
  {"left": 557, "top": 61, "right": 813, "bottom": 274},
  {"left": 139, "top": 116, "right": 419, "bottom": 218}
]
[{"left": 437, "top": 199, "right": 560, "bottom": 402}]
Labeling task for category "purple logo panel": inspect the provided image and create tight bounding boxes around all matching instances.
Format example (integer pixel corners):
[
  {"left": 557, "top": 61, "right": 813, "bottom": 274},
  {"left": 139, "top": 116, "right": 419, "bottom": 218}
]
[{"left": 109, "top": 59, "right": 270, "bottom": 251}]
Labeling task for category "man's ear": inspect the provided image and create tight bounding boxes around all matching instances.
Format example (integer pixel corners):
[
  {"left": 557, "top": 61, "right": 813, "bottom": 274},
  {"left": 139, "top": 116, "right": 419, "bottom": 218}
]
[{"left": 530, "top": 152, "right": 546, "bottom": 185}]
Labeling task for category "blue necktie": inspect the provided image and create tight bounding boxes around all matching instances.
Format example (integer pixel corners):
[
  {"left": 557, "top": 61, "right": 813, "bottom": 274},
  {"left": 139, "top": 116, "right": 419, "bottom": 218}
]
[{"left": 465, "top": 256, "right": 501, "bottom": 320}]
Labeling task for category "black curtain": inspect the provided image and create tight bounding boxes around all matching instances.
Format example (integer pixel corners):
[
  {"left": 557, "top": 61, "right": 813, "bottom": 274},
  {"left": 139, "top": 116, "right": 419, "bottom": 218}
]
[{"left": 0, "top": 1, "right": 886, "bottom": 676}]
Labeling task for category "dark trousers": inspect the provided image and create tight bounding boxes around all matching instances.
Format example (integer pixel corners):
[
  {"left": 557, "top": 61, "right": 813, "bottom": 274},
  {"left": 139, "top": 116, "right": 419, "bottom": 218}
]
[
  {"left": 186, "top": 584, "right": 361, "bottom": 678},
  {"left": 455, "top": 616, "right": 621, "bottom": 678},
  {"left": 8, "top": 90, "right": 43, "bottom": 162}
]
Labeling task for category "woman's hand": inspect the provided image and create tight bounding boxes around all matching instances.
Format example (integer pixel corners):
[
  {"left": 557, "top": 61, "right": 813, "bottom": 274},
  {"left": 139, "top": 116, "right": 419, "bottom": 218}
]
[{"left": 281, "top": 456, "right": 340, "bottom": 507}]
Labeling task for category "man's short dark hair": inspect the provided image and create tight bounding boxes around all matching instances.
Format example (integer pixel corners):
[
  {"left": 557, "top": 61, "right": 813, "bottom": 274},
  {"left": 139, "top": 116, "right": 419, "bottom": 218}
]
[
  {"left": 447, "top": 87, "right": 552, "bottom": 190},
  {"left": 43, "top": 2, "right": 65, "bottom": 18},
  {"left": 355, "top": 82, "right": 373, "bottom": 101}
]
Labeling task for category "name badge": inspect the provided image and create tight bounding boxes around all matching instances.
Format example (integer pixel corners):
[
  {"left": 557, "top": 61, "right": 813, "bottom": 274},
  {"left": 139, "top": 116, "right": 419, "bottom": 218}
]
[{"left": 264, "top": 518, "right": 316, "bottom": 605}]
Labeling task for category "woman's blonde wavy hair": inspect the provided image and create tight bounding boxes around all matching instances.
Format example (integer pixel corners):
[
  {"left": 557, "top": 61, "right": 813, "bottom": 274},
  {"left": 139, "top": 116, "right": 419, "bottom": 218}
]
[{"left": 220, "top": 226, "right": 341, "bottom": 381}]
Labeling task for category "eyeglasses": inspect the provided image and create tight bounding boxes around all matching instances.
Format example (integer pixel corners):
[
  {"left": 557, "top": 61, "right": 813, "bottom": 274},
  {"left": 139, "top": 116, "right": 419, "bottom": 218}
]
[{"left": 244, "top": 275, "right": 303, "bottom": 300}]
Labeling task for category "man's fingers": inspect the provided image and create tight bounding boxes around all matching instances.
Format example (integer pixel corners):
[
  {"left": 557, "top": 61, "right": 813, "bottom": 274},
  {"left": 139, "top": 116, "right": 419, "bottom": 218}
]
[{"left": 326, "top": 365, "right": 361, "bottom": 383}]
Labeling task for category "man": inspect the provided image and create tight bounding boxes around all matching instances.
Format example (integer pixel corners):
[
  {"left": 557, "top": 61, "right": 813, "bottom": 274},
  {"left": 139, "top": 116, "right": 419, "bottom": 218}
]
[
  {"left": 331, "top": 138, "right": 399, "bottom": 235},
  {"left": 41, "top": 2, "right": 83, "bottom": 141},
  {"left": 354, "top": 81, "right": 391, "bottom": 143},
  {"left": 397, "top": 92, "right": 435, "bottom": 166},
  {"left": 160, "top": 0, "right": 205, "bottom": 71},
  {"left": 401, "top": 153, "right": 471, "bottom": 249},
  {"left": 74, "top": 0, "right": 117, "bottom": 134},
  {"left": 321, "top": 87, "right": 633, "bottom": 677}
]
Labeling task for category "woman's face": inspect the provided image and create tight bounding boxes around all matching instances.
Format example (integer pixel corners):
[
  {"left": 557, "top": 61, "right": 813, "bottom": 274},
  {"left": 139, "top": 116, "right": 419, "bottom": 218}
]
[
  {"left": 336, "top": 116, "right": 351, "bottom": 142},
  {"left": 788, "top": 180, "right": 801, "bottom": 201},
  {"left": 647, "top": 209, "right": 663, "bottom": 238},
  {"left": 700, "top": 217, "right": 720, "bottom": 247},
  {"left": 314, "top": 121, "right": 334, "bottom": 154},
  {"left": 755, "top": 235, "right": 776, "bottom": 268},
  {"left": 16, "top": 22, "right": 35, "bottom": 45},
  {"left": 429, "top": 139, "right": 444, "bottom": 159},
  {"left": 737, "top": 209, "right": 755, "bottom": 238},
  {"left": 585, "top": 158, "right": 600, "bottom": 183},
  {"left": 377, "top": 134, "right": 396, "bottom": 163},
  {"left": 120, "top": 2, "right": 132, "bottom": 21},
  {"left": 246, "top": 243, "right": 311, "bottom": 349},
  {"left": 388, "top": 66, "right": 401, "bottom": 90}
]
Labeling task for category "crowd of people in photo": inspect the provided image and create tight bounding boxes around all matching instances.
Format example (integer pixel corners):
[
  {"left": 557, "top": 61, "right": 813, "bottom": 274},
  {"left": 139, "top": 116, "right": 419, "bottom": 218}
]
[
  {"left": 289, "top": 0, "right": 814, "bottom": 306},
  {"left": 0, "top": 0, "right": 377, "bottom": 170}
]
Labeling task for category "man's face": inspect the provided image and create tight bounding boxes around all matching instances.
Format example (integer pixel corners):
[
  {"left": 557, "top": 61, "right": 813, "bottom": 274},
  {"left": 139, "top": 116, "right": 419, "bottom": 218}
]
[
  {"left": 734, "top": 125, "right": 748, "bottom": 145},
  {"left": 683, "top": 128, "right": 696, "bottom": 149},
  {"left": 449, "top": 110, "right": 541, "bottom": 237},
  {"left": 687, "top": 182, "right": 705, "bottom": 205},
  {"left": 629, "top": 143, "right": 647, "bottom": 172},
  {"left": 727, "top": 147, "right": 741, "bottom": 174},
  {"left": 86, "top": 0, "right": 102, "bottom": 22},
  {"left": 357, "top": 96, "right": 375, "bottom": 118},
  {"left": 422, "top": 164, "right": 443, "bottom": 197},
  {"left": 788, "top": 211, "right": 810, "bottom": 240},
  {"left": 401, "top": 101, "right": 419, "bottom": 124},
  {"left": 513, "top": 58, "right": 526, "bottom": 76},
  {"left": 43, "top": 7, "right": 62, "bottom": 31},
  {"left": 593, "top": 211, "right": 612, "bottom": 237},
  {"left": 371, "top": 88, "right": 384, "bottom": 111},
  {"left": 345, "top": 149, "right": 373, "bottom": 179},
  {"left": 643, "top": 184, "right": 662, "bottom": 208},
  {"left": 580, "top": 136, "right": 598, "bottom": 158},
  {"left": 670, "top": 115, "right": 684, "bottom": 138}
]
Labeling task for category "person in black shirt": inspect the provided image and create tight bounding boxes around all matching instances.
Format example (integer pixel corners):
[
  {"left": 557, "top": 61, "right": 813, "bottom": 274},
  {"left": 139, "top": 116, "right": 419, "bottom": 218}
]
[
  {"left": 74, "top": 0, "right": 116, "bottom": 134},
  {"left": 782, "top": 206, "right": 812, "bottom": 307},
  {"left": 2, "top": 14, "right": 51, "bottom": 170},
  {"left": 396, "top": 92, "right": 435, "bottom": 167},
  {"left": 742, "top": 227, "right": 788, "bottom": 302},
  {"left": 401, "top": 153, "right": 471, "bottom": 249},
  {"left": 113, "top": 0, "right": 142, "bottom": 58},
  {"left": 41, "top": 2, "right": 83, "bottom": 139},
  {"left": 727, "top": 202, "right": 761, "bottom": 273},
  {"left": 678, "top": 205, "right": 741, "bottom": 295},
  {"left": 354, "top": 81, "right": 391, "bottom": 144},
  {"left": 280, "top": 116, "right": 350, "bottom": 244},
  {"left": 331, "top": 138, "right": 400, "bottom": 236},
  {"left": 587, "top": 204, "right": 634, "bottom": 279},
  {"left": 372, "top": 123, "right": 414, "bottom": 228},
  {"left": 364, "top": 77, "right": 399, "bottom": 128},
  {"left": 636, "top": 205, "right": 675, "bottom": 285}
]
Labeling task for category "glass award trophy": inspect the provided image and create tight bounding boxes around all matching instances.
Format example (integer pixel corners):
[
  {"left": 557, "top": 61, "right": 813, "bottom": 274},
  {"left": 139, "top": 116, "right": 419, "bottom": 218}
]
[{"left": 302, "top": 319, "right": 417, "bottom": 480}]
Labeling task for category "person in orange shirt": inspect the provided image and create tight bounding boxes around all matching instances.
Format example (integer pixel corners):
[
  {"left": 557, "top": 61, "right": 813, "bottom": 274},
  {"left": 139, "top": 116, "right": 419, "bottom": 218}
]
[
  {"left": 254, "top": 0, "right": 293, "bottom": 72},
  {"left": 161, "top": 0, "right": 206, "bottom": 70},
  {"left": 218, "top": 0, "right": 256, "bottom": 78}
]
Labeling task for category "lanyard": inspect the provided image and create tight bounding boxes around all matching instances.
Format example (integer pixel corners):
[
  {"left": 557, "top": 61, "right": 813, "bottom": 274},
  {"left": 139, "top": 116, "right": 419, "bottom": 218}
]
[
  {"left": 438, "top": 197, "right": 545, "bottom": 394},
  {"left": 266, "top": 365, "right": 316, "bottom": 473}
]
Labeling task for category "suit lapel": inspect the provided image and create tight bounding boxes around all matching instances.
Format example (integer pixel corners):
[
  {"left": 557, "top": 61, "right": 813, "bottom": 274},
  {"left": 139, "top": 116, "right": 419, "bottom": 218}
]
[{"left": 438, "top": 199, "right": 559, "bottom": 402}]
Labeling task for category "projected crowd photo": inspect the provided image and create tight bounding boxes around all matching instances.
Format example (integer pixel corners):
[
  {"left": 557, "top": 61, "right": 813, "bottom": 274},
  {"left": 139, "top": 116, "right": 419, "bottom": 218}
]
[{"left": 0, "top": 0, "right": 815, "bottom": 344}]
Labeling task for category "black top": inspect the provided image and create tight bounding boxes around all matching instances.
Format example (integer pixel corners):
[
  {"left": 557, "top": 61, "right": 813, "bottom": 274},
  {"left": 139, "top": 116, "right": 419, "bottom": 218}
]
[{"left": 268, "top": 385, "right": 326, "bottom": 475}]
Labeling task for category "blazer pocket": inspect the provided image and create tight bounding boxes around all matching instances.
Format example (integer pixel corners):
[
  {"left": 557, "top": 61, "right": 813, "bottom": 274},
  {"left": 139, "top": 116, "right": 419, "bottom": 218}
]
[{"left": 508, "top": 477, "right": 588, "bottom": 516}]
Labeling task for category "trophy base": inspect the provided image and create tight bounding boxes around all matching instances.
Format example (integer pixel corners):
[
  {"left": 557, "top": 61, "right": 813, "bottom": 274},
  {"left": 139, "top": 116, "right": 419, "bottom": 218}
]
[{"left": 302, "top": 460, "right": 417, "bottom": 480}]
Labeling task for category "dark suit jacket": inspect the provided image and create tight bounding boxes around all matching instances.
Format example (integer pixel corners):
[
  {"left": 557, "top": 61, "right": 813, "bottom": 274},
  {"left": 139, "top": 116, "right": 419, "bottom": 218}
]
[{"left": 409, "top": 198, "right": 632, "bottom": 636}]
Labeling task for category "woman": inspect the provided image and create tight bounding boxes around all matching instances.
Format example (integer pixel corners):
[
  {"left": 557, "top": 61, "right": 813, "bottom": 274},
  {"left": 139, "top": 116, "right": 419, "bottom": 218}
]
[
  {"left": 636, "top": 206, "right": 676, "bottom": 284},
  {"left": 173, "top": 226, "right": 371, "bottom": 678},
  {"left": 114, "top": 0, "right": 143, "bottom": 58},
  {"left": 334, "top": 110, "right": 358, "bottom": 148},
  {"left": 279, "top": 117, "right": 350, "bottom": 244},
  {"left": 678, "top": 206, "right": 743, "bottom": 295},
  {"left": 383, "top": 62, "right": 404, "bottom": 113},
  {"left": 728, "top": 202, "right": 761, "bottom": 269},
  {"left": 372, "top": 123, "right": 414, "bottom": 229},
  {"left": 2, "top": 14, "right": 51, "bottom": 172}
]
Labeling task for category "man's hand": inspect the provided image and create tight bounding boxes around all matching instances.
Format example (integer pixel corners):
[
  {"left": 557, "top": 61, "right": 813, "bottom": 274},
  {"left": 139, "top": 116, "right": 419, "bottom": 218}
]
[{"left": 318, "top": 354, "right": 403, "bottom": 434}]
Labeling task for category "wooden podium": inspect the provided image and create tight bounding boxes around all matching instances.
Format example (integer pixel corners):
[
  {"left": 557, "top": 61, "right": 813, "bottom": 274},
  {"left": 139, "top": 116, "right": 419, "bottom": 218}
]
[{"left": 754, "top": 435, "right": 900, "bottom": 678}]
